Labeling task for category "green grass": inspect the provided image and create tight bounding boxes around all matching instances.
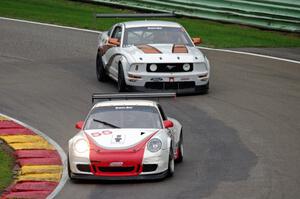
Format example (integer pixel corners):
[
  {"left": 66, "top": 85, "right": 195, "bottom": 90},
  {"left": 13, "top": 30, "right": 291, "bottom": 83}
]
[
  {"left": 0, "top": 0, "right": 300, "bottom": 48},
  {"left": 0, "top": 148, "right": 14, "bottom": 191}
]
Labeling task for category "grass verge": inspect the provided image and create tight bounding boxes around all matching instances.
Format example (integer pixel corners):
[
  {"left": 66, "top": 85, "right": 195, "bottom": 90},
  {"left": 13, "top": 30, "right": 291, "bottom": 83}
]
[
  {"left": 0, "top": 0, "right": 299, "bottom": 48},
  {"left": 0, "top": 147, "right": 14, "bottom": 192}
]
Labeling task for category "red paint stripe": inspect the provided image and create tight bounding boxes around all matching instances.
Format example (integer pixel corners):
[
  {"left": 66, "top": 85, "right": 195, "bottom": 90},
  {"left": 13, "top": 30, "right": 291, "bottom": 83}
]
[
  {"left": 2, "top": 190, "right": 51, "bottom": 199},
  {"left": 10, "top": 181, "right": 58, "bottom": 192},
  {"left": 15, "top": 150, "right": 59, "bottom": 159},
  {"left": 18, "top": 157, "right": 61, "bottom": 166},
  {"left": 0, "top": 121, "right": 24, "bottom": 129},
  {"left": 87, "top": 131, "right": 158, "bottom": 177},
  {"left": 0, "top": 128, "right": 35, "bottom": 135}
]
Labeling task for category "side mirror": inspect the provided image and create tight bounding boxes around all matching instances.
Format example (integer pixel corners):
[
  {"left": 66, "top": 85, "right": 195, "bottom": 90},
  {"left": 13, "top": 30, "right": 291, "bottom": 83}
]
[
  {"left": 163, "top": 120, "right": 174, "bottom": 128},
  {"left": 108, "top": 38, "right": 120, "bottom": 46},
  {"left": 75, "top": 121, "right": 84, "bottom": 130},
  {"left": 192, "top": 37, "right": 201, "bottom": 45}
]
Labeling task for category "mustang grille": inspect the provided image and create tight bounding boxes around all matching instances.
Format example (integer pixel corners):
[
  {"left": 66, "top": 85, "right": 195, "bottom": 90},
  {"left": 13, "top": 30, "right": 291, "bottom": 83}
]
[
  {"left": 146, "top": 63, "right": 193, "bottom": 72},
  {"left": 145, "top": 81, "right": 195, "bottom": 90}
]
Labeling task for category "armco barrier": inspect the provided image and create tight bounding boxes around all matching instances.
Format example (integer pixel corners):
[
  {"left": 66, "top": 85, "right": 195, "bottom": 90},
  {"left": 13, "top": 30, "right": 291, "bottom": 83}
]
[{"left": 86, "top": 0, "right": 300, "bottom": 32}]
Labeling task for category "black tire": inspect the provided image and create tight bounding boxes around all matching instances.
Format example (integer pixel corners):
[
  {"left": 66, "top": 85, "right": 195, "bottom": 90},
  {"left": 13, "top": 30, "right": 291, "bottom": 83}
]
[
  {"left": 168, "top": 146, "right": 175, "bottom": 177},
  {"left": 196, "top": 81, "right": 209, "bottom": 94},
  {"left": 118, "top": 63, "right": 127, "bottom": 92},
  {"left": 175, "top": 132, "right": 183, "bottom": 163},
  {"left": 96, "top": 53, "right": 108, "bottom": 82}
]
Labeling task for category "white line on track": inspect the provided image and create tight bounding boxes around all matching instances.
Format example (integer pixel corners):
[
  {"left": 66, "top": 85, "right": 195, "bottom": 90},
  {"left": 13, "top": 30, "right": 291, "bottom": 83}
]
[
  {"left": 0, "top": 17, "right": 100, "bottom": 34},
  {"left": 0, "top": 16, "right": 299, "bottom": 64},
  {"left": 0, "top": 113, "right": 68, "bottom": 199},
  {"left": 198, "top": 47, "right": 300, "bottom": 64}
]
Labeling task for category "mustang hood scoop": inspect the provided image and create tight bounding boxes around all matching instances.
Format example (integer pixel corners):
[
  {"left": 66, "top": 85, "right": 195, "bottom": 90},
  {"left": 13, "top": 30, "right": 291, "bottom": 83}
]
[
  {"left": 84, "top": 129, "right": 158, "bottom": 150},
  {"left": 125, "top": 44, "right": 204, "bottom": 63}
]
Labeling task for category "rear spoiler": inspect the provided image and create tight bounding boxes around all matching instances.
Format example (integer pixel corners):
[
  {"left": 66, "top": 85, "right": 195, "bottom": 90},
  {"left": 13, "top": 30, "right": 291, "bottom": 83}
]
[
  {"left": 92, "top": 93, "right": 176, "bottom": 103},
  {"left": 95, "top": 12, "right": 177, "bottom": 18}
]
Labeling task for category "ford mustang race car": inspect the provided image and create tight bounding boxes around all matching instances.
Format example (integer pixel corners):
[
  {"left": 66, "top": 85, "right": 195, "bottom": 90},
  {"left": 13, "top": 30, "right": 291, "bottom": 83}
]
[
  {"left": 96, "top": 20, "right": 210, "bottom": 93},
  {"left": 68, "top": 93, "right": 183, "bottom": 180}
]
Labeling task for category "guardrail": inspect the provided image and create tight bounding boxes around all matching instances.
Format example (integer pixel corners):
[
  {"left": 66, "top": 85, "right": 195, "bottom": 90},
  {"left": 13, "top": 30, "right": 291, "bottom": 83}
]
[{"left": 86, "top": 0, "right": 300, "bottom": 32}]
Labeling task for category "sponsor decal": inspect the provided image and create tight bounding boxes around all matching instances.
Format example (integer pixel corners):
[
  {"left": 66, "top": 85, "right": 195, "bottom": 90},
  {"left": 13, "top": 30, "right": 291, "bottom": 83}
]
[
  {"left": 91, "top": 130, "right": 112, "bottom": 137},
  {"left": 111, "top": 134, "right": 125, "bottom": 144},
  {"left": 109, "top": 162, "right": 123, "bottom": 167},
  {"left": 151, "top": 77, "right": 163, "bottom": 82}
]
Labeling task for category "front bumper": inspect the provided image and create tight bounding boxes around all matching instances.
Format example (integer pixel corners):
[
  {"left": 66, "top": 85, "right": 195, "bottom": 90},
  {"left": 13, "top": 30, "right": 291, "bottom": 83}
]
[
  {"left": 69, "top": 170, "right": 169, "bottom": 181},
  {"left": 125, "top": 72, "right": 209, "bottom": 93},
  {"left": 68, "top": 148, "right": 170, "bottom": 180}
]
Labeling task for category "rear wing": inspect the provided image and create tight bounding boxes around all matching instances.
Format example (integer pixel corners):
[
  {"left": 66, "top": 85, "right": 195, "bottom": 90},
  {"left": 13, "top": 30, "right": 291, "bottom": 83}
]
[
  {"left": 95, "top": 12, "right": 177, "bottom": 18},
  {"left": 92, "top": 93, "right": 176, "bottom": 103}
]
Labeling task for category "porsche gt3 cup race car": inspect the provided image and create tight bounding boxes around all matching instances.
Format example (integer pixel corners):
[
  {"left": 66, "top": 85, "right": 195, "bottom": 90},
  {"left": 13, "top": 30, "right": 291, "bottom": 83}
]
[
  {"left": 96, "top": 19, "right": 210, "bottom": 93},
  {"left": 68, "top": 93, "right": 183, "bottom": 180}
]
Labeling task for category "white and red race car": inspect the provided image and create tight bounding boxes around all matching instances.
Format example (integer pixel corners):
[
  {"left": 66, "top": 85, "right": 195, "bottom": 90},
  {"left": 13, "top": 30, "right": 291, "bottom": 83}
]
[{"left": 68, "top": 93, "right": 183, "bottom": 180}]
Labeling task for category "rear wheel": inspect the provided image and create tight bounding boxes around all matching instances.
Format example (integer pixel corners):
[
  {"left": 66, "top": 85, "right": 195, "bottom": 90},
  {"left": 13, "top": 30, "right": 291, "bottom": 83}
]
[
  {"left": 118, "top": 63, "right": 127, "bottom": 92},
  {"left": 96, "top": 53, "right": 108, "bottom": 82}
]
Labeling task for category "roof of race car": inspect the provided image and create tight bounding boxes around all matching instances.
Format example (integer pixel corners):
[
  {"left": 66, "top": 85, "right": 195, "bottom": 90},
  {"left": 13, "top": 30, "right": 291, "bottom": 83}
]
[
  {"left": 123, "top": 20, "right": 181, "bottom": 28},
  {"left": 93, "top": 100, "right": 158, "bottom": 108}
]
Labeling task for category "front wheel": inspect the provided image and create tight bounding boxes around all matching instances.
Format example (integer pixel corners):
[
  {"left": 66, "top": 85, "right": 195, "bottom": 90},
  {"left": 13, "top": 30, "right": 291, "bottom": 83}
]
[
  {"left": 168, "top": 147, "right": 175, "bottom": 177},
  {"left": 175, "top": 132, "right": 183, "bottom": 163},
  {"left": 118, "top": 63, "right": 127, "bottom": 92}
]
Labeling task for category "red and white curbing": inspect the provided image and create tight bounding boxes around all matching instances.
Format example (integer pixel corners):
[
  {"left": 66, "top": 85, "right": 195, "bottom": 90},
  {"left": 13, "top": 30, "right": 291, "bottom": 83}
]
[{"left": 0, "top": 114, "right": 67, "bottom": 199}]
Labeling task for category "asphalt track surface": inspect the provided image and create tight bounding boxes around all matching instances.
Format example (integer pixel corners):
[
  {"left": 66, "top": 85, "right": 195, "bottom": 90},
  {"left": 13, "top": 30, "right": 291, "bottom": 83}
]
[{"left": 0, "top": 19, "right": 300, "bottom": 199}]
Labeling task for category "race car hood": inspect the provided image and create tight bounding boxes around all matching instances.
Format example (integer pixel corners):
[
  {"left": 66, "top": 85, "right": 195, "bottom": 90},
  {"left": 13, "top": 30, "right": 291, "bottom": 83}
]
[
  {"left": 123, "top": 44, "right": 204, "bottom": 63},
  {"left": 84, "top": 128, "right": 159, "bottom": 150}
]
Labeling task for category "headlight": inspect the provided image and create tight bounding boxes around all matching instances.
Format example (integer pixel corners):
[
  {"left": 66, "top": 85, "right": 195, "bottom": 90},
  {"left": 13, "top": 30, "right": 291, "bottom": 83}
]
[
  {"left": 149, "top": 64, "right": 157, "bottom": 72},
  {"left": 130, "top": 64, "right": 146, "bottom": 72},
  {"left": 182, "top": 63, "right": 191, "bottom": 71},
  {"left": 74, "top": 139, "right": 89, "bottom": 153},
  {"left": 147, "top": 138, "right": 162, "bottom": 153}
]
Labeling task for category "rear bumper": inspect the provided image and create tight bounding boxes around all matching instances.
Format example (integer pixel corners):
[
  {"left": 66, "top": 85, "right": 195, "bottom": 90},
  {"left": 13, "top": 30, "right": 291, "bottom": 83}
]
[{"left": 70, "top": 170, "right": 169, "bottom": 181}]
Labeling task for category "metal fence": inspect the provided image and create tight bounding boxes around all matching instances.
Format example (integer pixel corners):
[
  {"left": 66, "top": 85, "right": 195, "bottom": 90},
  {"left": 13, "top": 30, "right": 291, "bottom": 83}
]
[{"left": 87, "top": 0, "right": 300, "bottom": 32}]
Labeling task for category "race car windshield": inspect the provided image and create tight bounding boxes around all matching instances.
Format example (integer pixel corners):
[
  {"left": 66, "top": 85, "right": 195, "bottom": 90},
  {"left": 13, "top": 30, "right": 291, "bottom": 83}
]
[
  {"left": 123, "top": 27, "right": 193, "bottom": 46},
  {"left": 84, "top": 106, "right": 163, "bottom": 129}
]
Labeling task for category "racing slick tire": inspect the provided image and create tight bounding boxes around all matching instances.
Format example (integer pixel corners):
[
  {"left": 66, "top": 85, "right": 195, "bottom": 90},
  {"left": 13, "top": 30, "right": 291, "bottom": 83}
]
[
  {"left": 168, "top": 146, "right": 175, "bottom": 177},
  {"left": 96, "top": 53, "right": 108, "bottom": 82},
  {"left": 175, "top": 132, "right": 184, "bottom": 163},
  {"left": 118, "top": 63, "right": 127, "bottom": 92}
]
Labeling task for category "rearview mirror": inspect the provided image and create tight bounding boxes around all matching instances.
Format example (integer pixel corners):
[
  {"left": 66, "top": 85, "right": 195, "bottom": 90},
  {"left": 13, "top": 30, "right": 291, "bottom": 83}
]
[
  {"left": 75, "top": 121, "right": 84, "bottom": 130},
  {"left": 163, "top": 120, "right": 174, "bottom": 128},
  {"left": 192, "top": 37, "right": 201, "bottom": 45},
  {"left": 108, "top": 38, "right": 120, "bottom": 46}
]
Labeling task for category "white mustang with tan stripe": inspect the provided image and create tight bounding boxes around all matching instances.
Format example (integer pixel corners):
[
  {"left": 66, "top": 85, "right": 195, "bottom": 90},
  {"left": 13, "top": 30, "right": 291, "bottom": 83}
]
[{"left": 96, "top": 20, "right": 210, "bottom": 93}]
